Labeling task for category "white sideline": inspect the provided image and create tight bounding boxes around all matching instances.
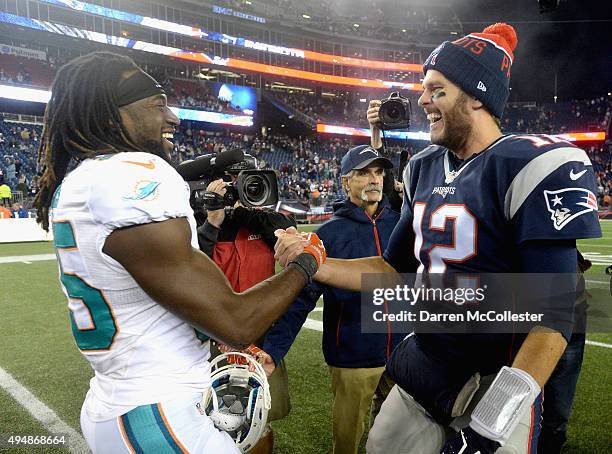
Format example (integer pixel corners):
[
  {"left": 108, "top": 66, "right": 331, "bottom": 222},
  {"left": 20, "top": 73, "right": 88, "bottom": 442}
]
[
  {"left": 0, "top": 366, "right": 90, "bottom": 453},
  {"left": 0, "top": 254, "right": 56, "bottom": 263}
]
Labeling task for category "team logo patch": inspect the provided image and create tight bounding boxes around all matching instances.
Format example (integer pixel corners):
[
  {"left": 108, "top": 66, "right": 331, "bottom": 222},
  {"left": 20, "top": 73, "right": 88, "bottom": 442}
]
[
  {"left": 544, "top": 188, "right": 598, "bottom": 230},
  {"left": 122, "top": 180, "right": 161, "bottom": 202},
  {"left": 426, "top": 44, "right": 444, "bottom": 66},
  {"left": 359, "top": 146, "right": 379, "bottom": 156},
  {"left": 432, "top": 186, "right": 456, "bottom": 198}
]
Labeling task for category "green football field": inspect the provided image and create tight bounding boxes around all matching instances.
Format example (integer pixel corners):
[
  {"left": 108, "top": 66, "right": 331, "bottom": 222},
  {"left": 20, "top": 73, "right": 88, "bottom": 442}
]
[{"left": 0, "top": 221, "right": 610, "bottom": 453}]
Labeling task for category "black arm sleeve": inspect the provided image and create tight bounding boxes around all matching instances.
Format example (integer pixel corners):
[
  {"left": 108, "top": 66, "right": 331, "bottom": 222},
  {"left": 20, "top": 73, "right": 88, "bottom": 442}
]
[
  {"left": 231, "top": 206, "right": 297, "bottom": 249},
  {"left": 196, "top": 221, "right": 220, "bottom": 257},
  {"left": 383, "top": 171, "right": 403, "bottom": 213},
  {"left": 376, "top": 145, "right": 403, "bottom": 213}
]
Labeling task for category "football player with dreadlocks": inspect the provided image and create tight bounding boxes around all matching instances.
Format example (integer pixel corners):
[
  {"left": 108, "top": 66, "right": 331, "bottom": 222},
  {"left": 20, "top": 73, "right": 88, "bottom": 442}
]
[{"left": 34, "top": 51, "right": 326, "bottom": 453}]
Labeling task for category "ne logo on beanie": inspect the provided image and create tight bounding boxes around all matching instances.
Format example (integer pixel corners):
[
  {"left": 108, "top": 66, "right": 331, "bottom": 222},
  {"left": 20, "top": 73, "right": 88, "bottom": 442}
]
[{"left": 423, "top": 23, "right": 518, "bottom": 119}]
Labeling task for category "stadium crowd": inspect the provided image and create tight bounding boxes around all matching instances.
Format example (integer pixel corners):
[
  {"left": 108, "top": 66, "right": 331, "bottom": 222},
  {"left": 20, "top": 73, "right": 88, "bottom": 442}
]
[
  {"left": 214, "top": 0, "right": 461, "bottom": 43},
  {"left": 0, "top": 59, "right": 246, "bottom": 116},
  {"left": 267, "top": 88, "right": 612, "bottom": 134},
  {"left": 1, "top": 111, "right": 610, "bottom": 216},
  {"left": 0, "top": 53, "right": 610, "bottom": 214}
]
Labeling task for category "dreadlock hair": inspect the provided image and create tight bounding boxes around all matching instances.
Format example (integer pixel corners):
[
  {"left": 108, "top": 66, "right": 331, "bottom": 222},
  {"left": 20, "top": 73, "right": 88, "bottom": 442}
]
[{"left": 34, "top": 51, "right": 150, "bottom": 231}]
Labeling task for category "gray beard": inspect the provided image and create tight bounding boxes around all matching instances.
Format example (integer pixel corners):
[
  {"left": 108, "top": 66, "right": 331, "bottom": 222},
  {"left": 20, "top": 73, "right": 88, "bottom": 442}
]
[{"left": 360, "top": 187, "right": 383, "bottom": 203}]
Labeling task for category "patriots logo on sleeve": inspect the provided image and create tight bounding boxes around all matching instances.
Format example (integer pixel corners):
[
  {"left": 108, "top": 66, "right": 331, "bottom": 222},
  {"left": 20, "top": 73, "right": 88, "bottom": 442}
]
[{"left": 544, "top": 188, "right": 598, "bottom": 230}]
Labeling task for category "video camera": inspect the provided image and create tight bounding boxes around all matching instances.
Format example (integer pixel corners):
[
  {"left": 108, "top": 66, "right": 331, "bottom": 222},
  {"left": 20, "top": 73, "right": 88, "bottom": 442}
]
[
  {"left": 176, "top": 148, "right": 279, "bottom": 211},
  {"left": 379, "top": 91, "right": 411, "bottom": 130}
]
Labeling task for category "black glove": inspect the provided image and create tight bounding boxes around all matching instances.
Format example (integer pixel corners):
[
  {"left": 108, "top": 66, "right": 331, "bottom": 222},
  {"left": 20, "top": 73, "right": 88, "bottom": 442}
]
[{"left": 440, "top": 427, "right": 500, "bottom": 454}]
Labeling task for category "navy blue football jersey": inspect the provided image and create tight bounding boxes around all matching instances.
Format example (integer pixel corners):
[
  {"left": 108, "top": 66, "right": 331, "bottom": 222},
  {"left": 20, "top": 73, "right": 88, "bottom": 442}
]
[
  {"left": 385, "top": 134, "right": 601, "bottom": 273},
  {"left": 383, "top": 134, "right": 602, "bottom": 391}
]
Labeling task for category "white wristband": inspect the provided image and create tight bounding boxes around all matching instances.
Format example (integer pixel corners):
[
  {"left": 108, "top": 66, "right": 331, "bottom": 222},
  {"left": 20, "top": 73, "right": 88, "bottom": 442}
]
[{"left": 470, "top": 366, "right": 540, "bottom": 445}]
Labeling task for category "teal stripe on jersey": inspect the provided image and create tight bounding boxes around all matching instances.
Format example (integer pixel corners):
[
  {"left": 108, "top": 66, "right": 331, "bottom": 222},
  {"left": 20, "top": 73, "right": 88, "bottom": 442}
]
[
  {"left": 53, "top": 221, "right": 77, "bottom": 249},
  {"left": 123, "top": 405, "right": 184, "bottom": 453},
  {"left": 50, "top": 184, "right": 62, "bottom": 209}
]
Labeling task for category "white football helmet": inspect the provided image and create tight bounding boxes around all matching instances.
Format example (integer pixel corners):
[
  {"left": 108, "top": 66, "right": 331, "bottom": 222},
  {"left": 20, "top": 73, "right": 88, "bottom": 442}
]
[{"left": 201, "top": 352, "right": 271, "bottom": 452}]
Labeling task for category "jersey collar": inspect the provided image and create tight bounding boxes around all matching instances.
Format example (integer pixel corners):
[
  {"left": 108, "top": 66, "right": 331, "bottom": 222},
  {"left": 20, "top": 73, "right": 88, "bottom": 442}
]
[{"left": 443, "top": 134, "right": 514, "bottom": 184}]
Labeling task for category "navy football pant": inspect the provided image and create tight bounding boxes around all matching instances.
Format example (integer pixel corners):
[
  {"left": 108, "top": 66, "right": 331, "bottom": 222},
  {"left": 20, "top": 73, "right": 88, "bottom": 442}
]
[{"left": 538, "top": 332, "right": 585, "bottom": 454}]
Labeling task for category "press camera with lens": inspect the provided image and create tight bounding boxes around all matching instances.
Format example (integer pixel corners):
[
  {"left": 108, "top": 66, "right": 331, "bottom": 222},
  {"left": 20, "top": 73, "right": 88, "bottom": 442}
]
[
  {"left": 379, "top": 91, "right": 411, "bottom": 130},
  {"left": 176, "top": 148, "right": 279, "bottom": 212}
]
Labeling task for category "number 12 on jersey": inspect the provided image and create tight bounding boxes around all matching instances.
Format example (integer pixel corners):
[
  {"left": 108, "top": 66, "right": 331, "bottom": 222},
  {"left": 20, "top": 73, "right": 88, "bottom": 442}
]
[{"left": 413, "top": 203, "right": 477, "bottom": 273}]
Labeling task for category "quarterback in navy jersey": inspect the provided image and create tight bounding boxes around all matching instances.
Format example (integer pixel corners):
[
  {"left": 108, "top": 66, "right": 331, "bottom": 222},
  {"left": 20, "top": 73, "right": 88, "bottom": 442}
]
[
  {"left": 380, "top": 133, "right": 601, "bottom": 434},
  {"left": 391, "top": 134, "right": 600, "bottom": 275},
  {"left": 274, "top": 23, "right": 601, "bottom": 454}
]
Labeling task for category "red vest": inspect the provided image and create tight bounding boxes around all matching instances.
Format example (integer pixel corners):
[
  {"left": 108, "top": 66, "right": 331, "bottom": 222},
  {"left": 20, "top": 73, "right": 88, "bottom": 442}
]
[{"left": 212, "top": 227, "right": 275, "bottom": 292}]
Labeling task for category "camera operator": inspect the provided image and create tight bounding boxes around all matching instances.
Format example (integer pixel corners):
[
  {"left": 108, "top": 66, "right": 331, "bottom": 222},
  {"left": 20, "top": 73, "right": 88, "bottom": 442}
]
[
  {"left": 195, "top": 157, "right": 295, "bottom": 454},
  {"left": 366, "top": 98, "right": 405, "bottom": 212}
]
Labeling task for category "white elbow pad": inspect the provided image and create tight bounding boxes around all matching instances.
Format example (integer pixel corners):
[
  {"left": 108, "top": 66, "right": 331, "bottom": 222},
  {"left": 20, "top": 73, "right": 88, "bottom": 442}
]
[{"left": 470, "top": 366, "right": 540, "bottom": 445}]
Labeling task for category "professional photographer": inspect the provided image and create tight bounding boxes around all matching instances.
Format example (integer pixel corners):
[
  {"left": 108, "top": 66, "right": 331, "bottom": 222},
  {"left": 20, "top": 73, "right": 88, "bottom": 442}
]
[
  {"left": 191, "top": 153, "right": 295, "bottom": 454},
  {"left": 366, "top": 94, "right": 412, "bottom": 212}
]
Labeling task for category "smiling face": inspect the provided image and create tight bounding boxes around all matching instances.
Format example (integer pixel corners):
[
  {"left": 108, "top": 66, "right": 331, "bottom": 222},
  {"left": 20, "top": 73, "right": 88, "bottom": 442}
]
[
  {"left": 119, "top": 91, "right": 179, "bottom": 162},
  {"left": 418, "top": 69, "right": 473, "bottom": 153}
]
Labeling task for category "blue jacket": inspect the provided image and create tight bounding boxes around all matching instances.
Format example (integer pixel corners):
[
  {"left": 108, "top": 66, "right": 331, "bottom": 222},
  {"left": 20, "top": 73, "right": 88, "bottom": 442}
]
[{"left": 263, "top": 197, "right": 407, "bottom": 368}]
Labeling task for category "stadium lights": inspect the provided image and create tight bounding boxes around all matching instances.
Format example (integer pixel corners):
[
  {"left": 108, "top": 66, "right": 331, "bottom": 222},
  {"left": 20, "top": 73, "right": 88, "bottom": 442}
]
[
  {"left": 0, "top": 84, "right": 51, "bottom": 103},
  {"left": 0, "top": 11, "right": 422, "bottom": 91},
  {"left": 0, "top": 84, "right": 253, "bottom": 126},
  {"left": 37, "top": 0, "right": 422, "bottom": 72},
  {"left": 316, "top": 123, "right": 606, "bottom": 142}
]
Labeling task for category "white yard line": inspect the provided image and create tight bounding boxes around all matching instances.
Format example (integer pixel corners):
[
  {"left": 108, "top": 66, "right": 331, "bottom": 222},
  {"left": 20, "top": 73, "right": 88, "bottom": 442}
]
[
  {"left": 0, "top": 366, "right": 89, "bottom": 453},
  {"left": 0, "top": 254, "right": 56, "bottom": 264},
  {"left": 585, "top": 340, "right": 612, "bottom": 349}
]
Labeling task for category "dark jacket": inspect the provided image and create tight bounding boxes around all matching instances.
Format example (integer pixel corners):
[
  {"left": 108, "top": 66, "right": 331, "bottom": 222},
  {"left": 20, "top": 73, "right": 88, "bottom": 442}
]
[
  {"left": 194, "top": 206, "right": 295, "bottom": 342},
  {"left": 263, "top": 197, "right": 406, "bottom": 368},
  {"left": 197, "top": 206, "right": 295, "bottom": 256}
]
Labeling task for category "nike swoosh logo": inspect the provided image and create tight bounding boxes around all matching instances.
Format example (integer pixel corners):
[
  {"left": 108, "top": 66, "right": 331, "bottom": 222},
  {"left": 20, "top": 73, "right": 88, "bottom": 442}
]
[
  {"left": 122, "top": 160, "right": 156, "bottom": 170},
  {"left": 569, "top": 169, "right": 587, "bottom": 180}
]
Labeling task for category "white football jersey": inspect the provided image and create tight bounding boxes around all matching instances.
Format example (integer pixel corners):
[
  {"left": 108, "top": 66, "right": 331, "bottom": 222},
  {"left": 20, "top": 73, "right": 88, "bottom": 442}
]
[{"left": 50, "top": 152, "right": 211, "bottom": 422}]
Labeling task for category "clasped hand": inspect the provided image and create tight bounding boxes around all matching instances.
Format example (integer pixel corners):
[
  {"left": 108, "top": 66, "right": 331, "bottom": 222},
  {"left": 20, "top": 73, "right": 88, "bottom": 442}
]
[{"left": 274, "top": 227, "right": 326, "bottom": 269}]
